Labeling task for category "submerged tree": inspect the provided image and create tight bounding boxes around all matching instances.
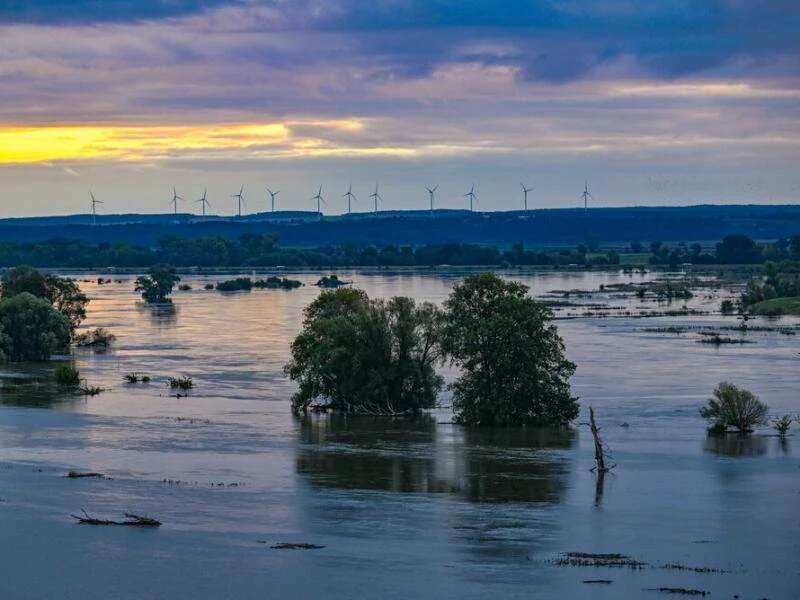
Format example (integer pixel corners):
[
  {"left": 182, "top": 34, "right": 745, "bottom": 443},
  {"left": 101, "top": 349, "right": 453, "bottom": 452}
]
[
  {"left": 135, "top": 264, "right": 180, "bottom": 303},
  {"left": 1, "top": 266, "right": 89, "bottom": 334},
  {"left": 285, "top": 288, "right": 444, "bottom": 415},
  {"left": 700, "top": 382, "right": 769, "bottom": 434},
  {"left": 442, "top": 273, "right": 578, "bottom": 427},
  {"left": 0, "top": 292, "right": 71, "bottom": 362}
]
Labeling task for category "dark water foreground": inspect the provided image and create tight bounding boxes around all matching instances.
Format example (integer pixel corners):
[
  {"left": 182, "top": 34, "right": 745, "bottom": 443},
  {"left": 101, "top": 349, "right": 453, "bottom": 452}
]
[{"left": 1, "top": 271, "right": 798, "bottom": 600}]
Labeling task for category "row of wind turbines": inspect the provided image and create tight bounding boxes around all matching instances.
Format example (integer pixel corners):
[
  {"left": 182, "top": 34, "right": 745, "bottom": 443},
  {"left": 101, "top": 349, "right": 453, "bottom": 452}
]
[{"left": 88, "top": 182, "right": 595, "bottom": 223}]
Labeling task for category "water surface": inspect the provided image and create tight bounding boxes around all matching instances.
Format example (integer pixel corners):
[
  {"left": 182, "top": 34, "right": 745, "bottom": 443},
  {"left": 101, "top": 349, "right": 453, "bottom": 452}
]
[{"left": 1, "top": 271, "right": 798, "bottom": 599}]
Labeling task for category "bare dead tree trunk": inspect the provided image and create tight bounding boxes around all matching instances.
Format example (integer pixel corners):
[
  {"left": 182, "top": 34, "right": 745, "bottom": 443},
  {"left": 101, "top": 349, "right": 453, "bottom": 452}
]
[{"left": 589, "top": 406, "right": 607, "bottom": 473}]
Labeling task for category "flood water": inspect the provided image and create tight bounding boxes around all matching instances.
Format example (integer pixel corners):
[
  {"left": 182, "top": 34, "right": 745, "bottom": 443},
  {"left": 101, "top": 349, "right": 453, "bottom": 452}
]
[{"left": 1, "top": 270, "right": 798, "bottom": 600}]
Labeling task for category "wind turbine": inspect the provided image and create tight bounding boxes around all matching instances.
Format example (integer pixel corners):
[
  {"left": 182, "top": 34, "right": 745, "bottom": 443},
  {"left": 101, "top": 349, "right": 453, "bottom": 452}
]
[
  {"left": 266, "top": 188, "right": 279, "bottom": 212},
  {"left": 369, "top": 184, "right": 383, "bottom": 213},
  {"left": 232, "top": 185, "right": 245, "bottom": 217},
  {"left": 342, "top": 183, "right": 357, "bottom": 214},
  {"left": 464, "top": 184, "right": 477, "bottom": 212},
  {"left": 580, "top": 181, "right": 594, "bottom": 210},
  {"left": 425, "top": 185, "right": 438, "bottom": 214},
  {"left": 521, "top": 183, "right": 533, "bottom": 211},
  {"left": 196, "top": 188, "right": 210, "bottom": 217},
  {"left": 170, "top": 187, "right": 183, "bottom": 215},
  {"left": 311, "top": 185, "right": 326, "bottom": 219},
  {"left": 89, "top": 191, "right": 103, "bottom": 226}
]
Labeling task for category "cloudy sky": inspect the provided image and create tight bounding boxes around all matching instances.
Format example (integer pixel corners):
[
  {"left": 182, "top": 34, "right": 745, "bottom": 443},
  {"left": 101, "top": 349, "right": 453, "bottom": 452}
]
[{"left": 1, "top": 0, "right": 798, "bottom": 217}]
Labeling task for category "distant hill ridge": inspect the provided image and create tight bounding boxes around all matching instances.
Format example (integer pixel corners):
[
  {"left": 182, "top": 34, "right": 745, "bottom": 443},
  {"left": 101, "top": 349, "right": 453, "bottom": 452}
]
[{"left": 1, "top": 204, "right": 798, "bottom": 247}]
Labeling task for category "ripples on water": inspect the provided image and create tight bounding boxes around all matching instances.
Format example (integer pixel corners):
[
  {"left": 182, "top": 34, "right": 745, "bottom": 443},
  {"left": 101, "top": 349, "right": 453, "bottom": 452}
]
[{"left": 0, "top": 270, "right": 798, "bottom": 600}]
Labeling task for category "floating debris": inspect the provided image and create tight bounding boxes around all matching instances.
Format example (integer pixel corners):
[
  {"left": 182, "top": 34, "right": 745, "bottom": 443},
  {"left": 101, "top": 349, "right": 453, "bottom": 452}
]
[
  {"left": 646, "top": 587, "right": 708, "bottom": 597},
  {"left": 554, "top": 552, "right": 646, "bottom": 569},
  {"left": 71, "top": 510, "right": 160, "bottom": 527},
  {"left": 66, "top": 471, "right": 106, "bottom": 479},
  {"left": 267, "top": 542, "right": 325, "bottom": 550}
]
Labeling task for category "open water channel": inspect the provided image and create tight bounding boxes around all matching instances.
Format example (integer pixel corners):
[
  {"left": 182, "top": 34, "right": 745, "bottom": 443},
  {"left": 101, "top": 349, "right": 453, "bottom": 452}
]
[{"left": 1, "top": 270, "right": 798, "bottom": 599}]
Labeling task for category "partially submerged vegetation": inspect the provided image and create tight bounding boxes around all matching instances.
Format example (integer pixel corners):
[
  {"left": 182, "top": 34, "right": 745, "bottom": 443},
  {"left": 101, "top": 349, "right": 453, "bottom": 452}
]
[
  {"left": 216, "top": 276, "right": 303, "bottom": 291},
  {"left": 287, "top": 273, "right": 577, "bottom": 426},
  {"left": 123, "top": 372, "right": 151, "bottom": 384},
  {"left": 286, "top": 288, "right": 443, "bottom": 416},
  {"left": 700, "top": 382, "right": 769, "bottom": 435},
  {"left": 74, "top": 327, "right": 116, "bottom": 349},
  {"left": 135, "top": 263, "right": 180, "bottom": 303},
  {"left": 168, "top": 376, "right": 194, "bottom": 391}
]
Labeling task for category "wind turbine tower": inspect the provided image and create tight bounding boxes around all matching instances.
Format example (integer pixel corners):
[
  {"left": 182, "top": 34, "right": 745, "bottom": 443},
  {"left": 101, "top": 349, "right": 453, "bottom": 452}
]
[
  {"left": 196, "top": 188, "right": 210, "bottom": 217},
  {"left": 521, "top": 183, "right": 533, "bottom": 211},
  {"left": 425, "top": 185, "right": 438, "bottom": 214},
  {"left": 312, "top": 186, "right": 326, "bottom": 219},
  {"left": 232, "top": 186, "right": 245, "bottom": 217},
  {"left": 580, "top": 181, "right": 594, "bottom": 210},
  {"left": 170, "top": 187, "right": 183, "bottom": 215},
  {"left": 342, "top": 183, "right": 357, "bottom": 214},
  {"left": 464, "top": 184, "right": 477, "bottom": 212},
  {"left": 89, "top": 191, "right": 103, "bottom": 226},
  {"left": 369, "top": 184, "right": 383, "bottom": 213},
  {"left": 266, "top": 188, "right": 279, "bottom": 212}
]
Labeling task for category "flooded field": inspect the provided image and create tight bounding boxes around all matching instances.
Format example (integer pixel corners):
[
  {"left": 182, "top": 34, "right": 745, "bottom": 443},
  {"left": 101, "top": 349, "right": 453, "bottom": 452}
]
[{"left": 1, "top": 270, "right": 798, "bottom": 600}]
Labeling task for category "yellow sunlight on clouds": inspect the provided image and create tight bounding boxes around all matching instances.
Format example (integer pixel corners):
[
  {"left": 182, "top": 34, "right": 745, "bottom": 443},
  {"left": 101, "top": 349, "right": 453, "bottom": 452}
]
[{"left": 0, "top": 120, "right": 380, "bottom": 163}]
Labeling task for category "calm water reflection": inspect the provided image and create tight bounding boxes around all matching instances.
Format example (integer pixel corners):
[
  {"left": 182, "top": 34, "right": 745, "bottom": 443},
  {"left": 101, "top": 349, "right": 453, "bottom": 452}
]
[
  {"left": 297, "top": 415, "right": 574, "bottom": 502},
  {"left": 704, "top": 433, "right": 770, "bottom": 457},
  {"left": 0, "top": 270, "right": 798, "bottom": 600}
]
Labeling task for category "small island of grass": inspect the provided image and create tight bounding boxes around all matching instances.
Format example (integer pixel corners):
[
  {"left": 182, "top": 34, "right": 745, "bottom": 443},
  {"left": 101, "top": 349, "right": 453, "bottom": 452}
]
[{"left": 747, "top": 297, "right": 800, "bottom": 316}]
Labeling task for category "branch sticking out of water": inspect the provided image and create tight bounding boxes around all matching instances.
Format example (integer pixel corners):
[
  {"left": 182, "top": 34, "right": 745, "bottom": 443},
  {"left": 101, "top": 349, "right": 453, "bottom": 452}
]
[{"left": 71, "top": 509, "right": 160, "bottom": 527}]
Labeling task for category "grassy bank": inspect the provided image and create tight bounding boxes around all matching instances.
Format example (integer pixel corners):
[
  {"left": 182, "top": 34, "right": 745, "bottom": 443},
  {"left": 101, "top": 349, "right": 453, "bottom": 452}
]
[{"left": 748, "top": 297, "right": 800, "bottom": 316}]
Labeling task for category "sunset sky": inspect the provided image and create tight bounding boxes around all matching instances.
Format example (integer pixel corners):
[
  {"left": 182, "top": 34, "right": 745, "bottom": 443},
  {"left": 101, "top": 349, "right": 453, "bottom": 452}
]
[{"left": 1, "top": 0, "right": 798, "bottom": 217}]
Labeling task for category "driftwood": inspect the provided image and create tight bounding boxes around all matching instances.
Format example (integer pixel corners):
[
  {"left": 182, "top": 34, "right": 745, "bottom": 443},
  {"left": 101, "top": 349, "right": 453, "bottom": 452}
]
[
  {"left": 268, "top": 542, "right": 325, "bottom": 550},
  {"left": 66, "top": 471, "right": 105, "bottom": 479},
  {"left": 71, "top": 509, "right": 161, "bottom": 527}
]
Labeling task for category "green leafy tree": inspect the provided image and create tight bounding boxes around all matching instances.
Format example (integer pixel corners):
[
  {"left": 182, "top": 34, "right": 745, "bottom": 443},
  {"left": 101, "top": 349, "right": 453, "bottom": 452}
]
[
  {"left": 44, "top": 275, "right": 89, "bottom": 333},
  {"left": 1, "top": 266, "right": 89, "bottom": 334},
  {"left": 1, "top": 265, "right": 49, "bottom": 299},
  {"left": 442, "top": 273, "right": 578, "bottom": 427},
  {"left": 135, "top": 264, "right": 180, "bottom": 303},
  {"left": 700, "top": 382, "right": 769, "bottom": 434},
  {"left": 286, "top": 288, "right": 444, "bottom": 414},
  {"left": 0, "top": 292, "right": 71, "bottom": 362}
]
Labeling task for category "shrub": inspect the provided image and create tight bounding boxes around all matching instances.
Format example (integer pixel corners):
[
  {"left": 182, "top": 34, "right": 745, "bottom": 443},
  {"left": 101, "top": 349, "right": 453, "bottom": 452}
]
[
  {"left": 216, "top": 278, "right": 252, "bottom": 292},
  {"left": 178, "top": 284, "right": 192, "bottom": 291},
  {"left": 123, "top": 372, "right": 150, "bottom": 384},
  {"left": 700, "top": 382, "right": 769, "bottom": 434},
  {"left": 204, "top": 283, "right": 214, "bottom": 290},
  {"left": 253, "top": 276, "right": 302, "bottom": 289},
  {"left": 720, "top": 299, "right": 735, "bottom": 315},
  {"left": 55, "top": 364, "right": 80, "bottom": 386},
  {"left": 168, "top": 376, "right": 194, "bottom": 390},
  {"left": 74, "top": 328, "right": 116, "bottom": 348},
  {"left": 773, "top": 415, "right": 792, "bottom": 437}
]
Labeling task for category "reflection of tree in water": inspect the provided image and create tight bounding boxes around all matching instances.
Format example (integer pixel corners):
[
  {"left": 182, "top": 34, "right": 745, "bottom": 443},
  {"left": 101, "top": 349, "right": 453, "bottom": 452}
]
[
  {"left": 704, "top": 434, "right": 769, "bottom": 457},
  {"left": 0, "top": 369, "right": 79, "bottom": 408},
  {"left": 144, "top": 302, "right": 177, "bottom": 327},
  {"left": 458, "top": 428, "right": 575, "bottom": 503},
  {"left": 296, "top": 415, "right": 575, "bottom": 503}
]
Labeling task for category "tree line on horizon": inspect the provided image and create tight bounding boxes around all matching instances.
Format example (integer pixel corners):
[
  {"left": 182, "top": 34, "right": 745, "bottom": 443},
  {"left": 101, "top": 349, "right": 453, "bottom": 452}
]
[{"left": 0, "top": 232, "right": 798, "bottom": 270}]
